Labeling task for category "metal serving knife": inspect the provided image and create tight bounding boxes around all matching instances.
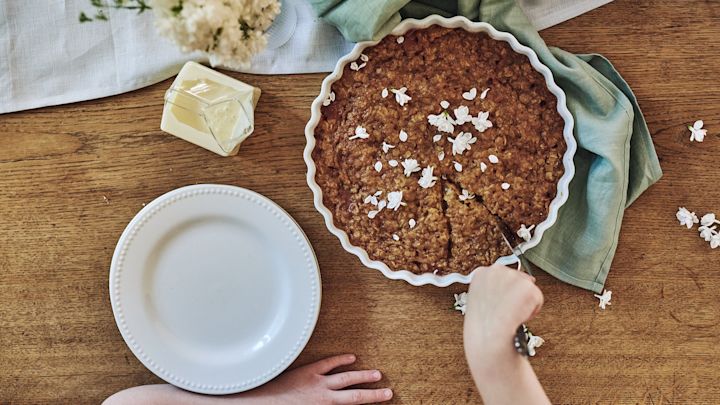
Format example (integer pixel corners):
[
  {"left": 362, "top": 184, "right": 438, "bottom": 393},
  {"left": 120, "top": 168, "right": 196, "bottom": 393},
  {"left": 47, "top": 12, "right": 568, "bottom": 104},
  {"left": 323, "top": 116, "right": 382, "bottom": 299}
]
[{"left": 490, "top": 214, "right": 537, "bottom": 357}]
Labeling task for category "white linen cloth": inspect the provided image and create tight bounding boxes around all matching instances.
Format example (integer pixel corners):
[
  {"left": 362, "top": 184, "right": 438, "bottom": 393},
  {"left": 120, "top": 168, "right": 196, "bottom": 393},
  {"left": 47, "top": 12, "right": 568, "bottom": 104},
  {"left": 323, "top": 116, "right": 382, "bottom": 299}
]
[{"left": 0, "top": 0, "right": 612, "bottom": 114}]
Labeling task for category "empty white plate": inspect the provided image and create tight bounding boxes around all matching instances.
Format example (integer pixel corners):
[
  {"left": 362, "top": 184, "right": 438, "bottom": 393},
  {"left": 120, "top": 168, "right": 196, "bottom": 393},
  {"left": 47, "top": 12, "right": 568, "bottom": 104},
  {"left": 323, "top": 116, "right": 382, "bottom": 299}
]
[{"left": 109, "top": 184, "right": 321, "bottom": 395}]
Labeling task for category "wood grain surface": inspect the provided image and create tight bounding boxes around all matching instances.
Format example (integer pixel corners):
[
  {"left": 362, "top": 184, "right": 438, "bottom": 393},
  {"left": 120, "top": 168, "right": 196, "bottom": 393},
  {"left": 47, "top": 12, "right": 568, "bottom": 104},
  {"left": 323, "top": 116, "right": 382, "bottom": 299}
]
[{"left": 1, "top": 1, "right": 719, "bottom": 403}]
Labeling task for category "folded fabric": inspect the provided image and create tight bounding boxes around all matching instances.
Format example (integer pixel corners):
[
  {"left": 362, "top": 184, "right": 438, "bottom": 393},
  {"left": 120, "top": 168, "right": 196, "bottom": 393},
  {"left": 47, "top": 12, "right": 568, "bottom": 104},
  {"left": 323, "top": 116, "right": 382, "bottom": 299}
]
[{"left": 309, "top": 0, "right": 662, "bottom": 292}]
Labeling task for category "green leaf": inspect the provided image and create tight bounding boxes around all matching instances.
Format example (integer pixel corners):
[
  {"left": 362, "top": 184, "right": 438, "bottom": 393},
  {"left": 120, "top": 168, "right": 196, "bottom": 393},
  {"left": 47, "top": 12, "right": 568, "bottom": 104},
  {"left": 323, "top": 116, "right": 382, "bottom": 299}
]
[
  {"left": 78, "top": 12, "right": 93, "bottom": 22},
  {"left": 171, "top": 0, "right": 183, "bottom": 16}
]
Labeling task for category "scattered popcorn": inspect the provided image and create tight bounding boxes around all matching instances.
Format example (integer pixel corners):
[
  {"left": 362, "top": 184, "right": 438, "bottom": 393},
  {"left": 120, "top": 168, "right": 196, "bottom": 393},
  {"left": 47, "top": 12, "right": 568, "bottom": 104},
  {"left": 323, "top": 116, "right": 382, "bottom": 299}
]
[
  {"left": 392, "top": 233, "right": 400, "bottom": 241},
  {"left": 453, "top": 292, "right": 468, "bottom": 315},
  {"left": 462, "top": 87, "right": 477, "bottom": 101},
  {"left": 374, "top": 161, "right": 382, "bottom": 172},
  {"left": 453, "top": 161, "right": 463, "bottom": 172},
  {"left": 438, "top": 151, "right": 445, "bottom": 161},
  {"left": 676, "top": 207, "right": 699, "bottom": 229},
  {"left": 409, "top": 218, "right": 416, "bottom": 229},
  {"left": 386, "top": 191, "right": 406, "bottom": 211},
  {"left": 391, "top": 87, "right": 412, "bottom": 106},
  {"left": 399, "top": 130, "right": 409, "bottom": 142},
  {"left": 480, "top": 162, "right": 488, "bottom": 172},
  {"left": 401, "top": 159, "right": 421, "bottom": 177},
  {"left": 688, "top": 120, "right": 707, "bottom": 142},
  {"left": 396, "top": 36, "right": 404, "bottom": 44},
  {"left": 322, "top": 91, "right": 335, "bottom": 106},
  {"left": 360, "top": 53, "right": 369, "bottom": 62},
  {"left": 480, "top": 88, "right": 490, "bottom": 100},
  {"left": 440, "top": 100, "right": 450, "bottom": 109},
  {"left": 459, "top": 189, "right": 475, "bottom": 201},
  {"left": 488, "top": 154, "right": 499, "bottom": 164},
  {"left": 349, "top": 126, "right": 369, "bottom": 140},
  {"left": 527, "top": 331, "right": 544, "bottom": 357},
  {"left": 388, "top": 159, "right": 399, "bottom": 167},
  {"left": 418, "top": 166, "right": 438, "bottom": 188},
  {"left": 449, "top": 131, "right": 477, "bottom": 155},
  {"left": 517, "top": 224, "right": 535, "bottom": 242},
  {"left": 501, "top": 182, "right": 511, "bottom": 190},
  {"left": 472, "top": 111, "right": 493, "bottom": 133},
  {"left": 433, "top": 134, "right": 443, "bottom": 143},
  {"left": 453, "top": 105, "right": 473, "bottom": 125},
  {"left": 593, "top": 289, "right": 612, "bottom": 310},
  {"left": 382, "top": 142, "right": 395, "bottom": 153},
  {"left": 428, "top": 111, "right": 456, "bottom": 133},
  {"left": 381, "top": 88, "right": 389, "bottom": 98}
]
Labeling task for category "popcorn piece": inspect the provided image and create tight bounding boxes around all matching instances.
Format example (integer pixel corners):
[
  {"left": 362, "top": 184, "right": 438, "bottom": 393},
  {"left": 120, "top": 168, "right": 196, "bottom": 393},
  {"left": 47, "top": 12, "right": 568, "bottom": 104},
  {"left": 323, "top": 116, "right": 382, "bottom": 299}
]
[
  {"left": 593, "top": 289, "right": 612, "bottom": 310},
  {"left": 688, "top": 120, "right": 707, "bottom": 142},
  {"left": 676, "top": 207, "right": 699, "bottom": 229},
  {"left": 349, "top": 126, "right": 369, "bottom": 140},
  {"left": 462, "top": 87, "right": 477, "bottom": 101}
]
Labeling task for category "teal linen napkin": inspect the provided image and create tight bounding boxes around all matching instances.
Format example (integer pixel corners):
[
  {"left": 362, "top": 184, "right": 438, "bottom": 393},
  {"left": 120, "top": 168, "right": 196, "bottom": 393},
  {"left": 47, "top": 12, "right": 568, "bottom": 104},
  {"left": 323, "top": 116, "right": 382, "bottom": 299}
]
[{"left": 309, "top": 0, "right": 662, "bottom": 292}]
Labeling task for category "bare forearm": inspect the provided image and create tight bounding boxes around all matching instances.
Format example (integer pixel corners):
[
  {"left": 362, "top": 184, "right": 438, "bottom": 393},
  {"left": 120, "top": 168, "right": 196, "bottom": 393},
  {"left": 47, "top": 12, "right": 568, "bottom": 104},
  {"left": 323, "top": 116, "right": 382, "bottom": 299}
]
[
  {"left": 103, "top": 385, "right": 265, "bottom": 405},
  {"left": 467, "top": 345, "right": 551, "bottom": 405}
]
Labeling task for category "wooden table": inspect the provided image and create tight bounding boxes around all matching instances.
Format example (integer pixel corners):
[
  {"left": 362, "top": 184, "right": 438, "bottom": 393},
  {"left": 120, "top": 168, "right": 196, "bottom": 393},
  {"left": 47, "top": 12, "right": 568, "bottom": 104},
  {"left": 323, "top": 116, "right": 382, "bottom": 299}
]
[{"left": 2, "top": 1, "right": 719, "bottom": 403}]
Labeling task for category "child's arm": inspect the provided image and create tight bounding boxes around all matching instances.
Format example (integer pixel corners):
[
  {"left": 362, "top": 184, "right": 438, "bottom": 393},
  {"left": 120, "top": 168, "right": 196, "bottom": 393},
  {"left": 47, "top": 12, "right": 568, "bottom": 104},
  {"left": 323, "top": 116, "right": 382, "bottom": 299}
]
[
  {"left": 103, "top": 354, "right": 392, "bottom": 405},
  {"left": 463, "top": 264, "right": 551, "bottom": 405}
]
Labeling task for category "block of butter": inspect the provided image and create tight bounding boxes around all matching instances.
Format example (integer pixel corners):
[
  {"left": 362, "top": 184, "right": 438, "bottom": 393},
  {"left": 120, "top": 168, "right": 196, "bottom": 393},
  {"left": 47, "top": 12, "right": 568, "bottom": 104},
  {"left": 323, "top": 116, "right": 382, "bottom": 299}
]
[{"left": 161, "top": 61, "right": 261, "bottom": 156}]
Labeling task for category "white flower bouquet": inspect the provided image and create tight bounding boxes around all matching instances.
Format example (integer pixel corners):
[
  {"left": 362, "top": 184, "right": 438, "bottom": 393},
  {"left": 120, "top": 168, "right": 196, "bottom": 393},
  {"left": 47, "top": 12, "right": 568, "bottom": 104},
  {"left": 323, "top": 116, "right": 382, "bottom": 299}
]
[{"left": 80, "top": 0, "right": 281, "bottom": 69}]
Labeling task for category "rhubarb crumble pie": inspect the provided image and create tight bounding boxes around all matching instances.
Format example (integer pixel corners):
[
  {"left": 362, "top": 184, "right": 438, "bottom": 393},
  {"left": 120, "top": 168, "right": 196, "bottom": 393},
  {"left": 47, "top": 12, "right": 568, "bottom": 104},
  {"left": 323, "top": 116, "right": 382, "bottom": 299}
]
[{"left": 312, "top": 25, "right": 566, "bottom": 275}]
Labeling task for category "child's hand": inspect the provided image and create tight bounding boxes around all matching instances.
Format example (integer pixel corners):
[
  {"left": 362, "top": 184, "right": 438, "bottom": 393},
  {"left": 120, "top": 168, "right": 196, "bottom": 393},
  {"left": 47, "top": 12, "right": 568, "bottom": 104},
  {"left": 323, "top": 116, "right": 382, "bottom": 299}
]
[
  {"left": 103, "top": 354, "right": 392, "bottom": 405},
  {"left": 463, "top": 264, "right": 543, "bottom": 375},
  {"left": 241, "top": 354, "right": 392, "bottom": 405}
]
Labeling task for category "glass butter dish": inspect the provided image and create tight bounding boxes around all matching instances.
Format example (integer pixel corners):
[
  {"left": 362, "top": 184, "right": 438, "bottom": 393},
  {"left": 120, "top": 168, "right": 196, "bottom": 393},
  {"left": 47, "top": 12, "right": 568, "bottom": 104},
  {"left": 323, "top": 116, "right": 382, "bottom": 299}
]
[{"left": 161, "top": 61, "right": 261, "bottom": 156}]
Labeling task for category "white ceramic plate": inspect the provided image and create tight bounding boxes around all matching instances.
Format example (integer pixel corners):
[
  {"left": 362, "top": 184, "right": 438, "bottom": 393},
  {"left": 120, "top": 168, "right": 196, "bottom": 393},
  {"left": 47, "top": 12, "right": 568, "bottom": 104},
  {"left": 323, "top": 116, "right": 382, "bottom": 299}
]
[
  {"left": 109, "top": 184, "right": 321, "bottom": 395},
  {"left": 304, "top": 15, "right": 576, "bottom": 287}
]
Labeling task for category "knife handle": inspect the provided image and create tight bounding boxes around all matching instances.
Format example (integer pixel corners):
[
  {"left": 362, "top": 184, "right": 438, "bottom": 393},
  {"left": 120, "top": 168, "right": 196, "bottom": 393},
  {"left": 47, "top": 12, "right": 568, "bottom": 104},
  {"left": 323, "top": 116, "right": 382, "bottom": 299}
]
[{"left": 514, "top": 324, "right": 529, "bottom": 356}]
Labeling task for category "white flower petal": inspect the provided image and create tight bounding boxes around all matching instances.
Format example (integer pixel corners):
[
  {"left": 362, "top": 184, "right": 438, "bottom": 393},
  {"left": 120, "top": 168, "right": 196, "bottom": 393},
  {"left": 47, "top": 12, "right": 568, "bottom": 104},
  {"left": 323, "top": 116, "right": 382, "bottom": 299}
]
[
  {"left": 480, "top": 88, "right": 490, "bottom": 99},
  {"left": 488, "top": 154, "right": 499, "bottom": 164},
  {"left": 374, "top": 161, "right": 382, "bottom": 172},
  {"left": 462, "top": 87, "right": 477, "bottom": 100},
  {"left": 396, "top": 36, "right": 404, "bottom": 44},
  {"left": 440, "top": 100, "right": 450, "bottom": 109},
  {"left": 381, "top": 88, "right": 389, "bottom": 98},
  {"left": 399, "top": 130, "right": 408, "bottom": 142},
  {"left": 501, "top": 182, "right": 511, "bottom": 190}
]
